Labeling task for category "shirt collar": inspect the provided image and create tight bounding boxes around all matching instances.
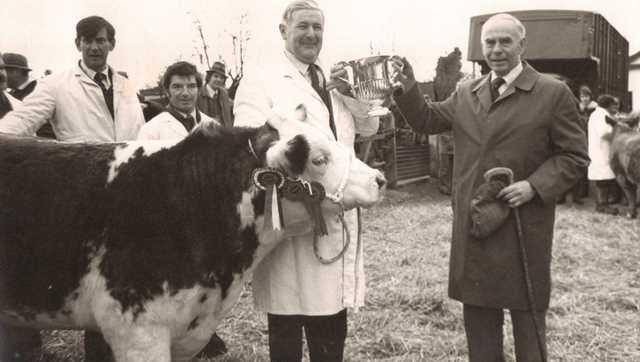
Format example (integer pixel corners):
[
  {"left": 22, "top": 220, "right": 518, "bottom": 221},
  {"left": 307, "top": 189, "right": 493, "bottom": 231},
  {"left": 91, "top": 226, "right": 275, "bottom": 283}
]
[
  {"left": 205, "top": 84, "right": 218, "bottom": 97},
  {"left": 173, "top": 108, "right": 197, "bottom": 120},
  {"left": 80, "top": 60, "right": 108, "bottom": 80},
  {"left": 491, "top": 62, "right": 523, "bottom": 88},
  {"left": 80, "top": 60, "right": 111, "bottom": 88},
  {"left": 284, "top": 49, "right": 322, "bottom": 76}
]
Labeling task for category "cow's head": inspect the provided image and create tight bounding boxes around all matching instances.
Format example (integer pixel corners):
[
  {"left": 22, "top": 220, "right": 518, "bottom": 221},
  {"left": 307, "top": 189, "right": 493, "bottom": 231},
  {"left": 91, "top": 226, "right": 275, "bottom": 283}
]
[{"left": 261, "top": 114, "right": 386, "bottom": 211}]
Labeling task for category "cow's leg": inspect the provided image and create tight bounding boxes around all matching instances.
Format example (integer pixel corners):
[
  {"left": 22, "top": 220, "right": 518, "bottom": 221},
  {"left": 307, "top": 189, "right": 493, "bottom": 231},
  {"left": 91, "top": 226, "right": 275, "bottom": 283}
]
[
  {"left": 85, "top": 331, "right": 114, "bottom": 362},
  {"left": 0, "top": 324, "right": 42, "bottom": 361},
  {"left": 103, "top": 326, "right": 171, "bottom": 362},
  {"left": 616, "top": 175, "right": 636, "bottom": 218}
]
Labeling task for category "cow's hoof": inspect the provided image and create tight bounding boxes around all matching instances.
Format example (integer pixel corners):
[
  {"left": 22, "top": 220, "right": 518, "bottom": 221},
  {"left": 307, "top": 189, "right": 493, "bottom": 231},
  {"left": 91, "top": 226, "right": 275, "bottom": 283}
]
[{"left": 196, "top": 333, "right": 227, "bottom": 358}]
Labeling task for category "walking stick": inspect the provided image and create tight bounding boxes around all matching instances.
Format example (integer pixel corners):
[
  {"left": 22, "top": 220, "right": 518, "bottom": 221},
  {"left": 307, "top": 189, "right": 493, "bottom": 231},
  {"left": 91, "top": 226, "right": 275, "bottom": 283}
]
[{"left": 484, "top": 168, "right": 548, "bottom": 362}]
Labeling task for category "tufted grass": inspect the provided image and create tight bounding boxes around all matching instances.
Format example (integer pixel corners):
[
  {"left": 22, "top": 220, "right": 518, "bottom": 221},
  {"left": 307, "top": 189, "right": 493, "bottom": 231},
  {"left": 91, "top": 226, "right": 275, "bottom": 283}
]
[{"left": 37, "top": 180, "right": 639, "bottom": 361}]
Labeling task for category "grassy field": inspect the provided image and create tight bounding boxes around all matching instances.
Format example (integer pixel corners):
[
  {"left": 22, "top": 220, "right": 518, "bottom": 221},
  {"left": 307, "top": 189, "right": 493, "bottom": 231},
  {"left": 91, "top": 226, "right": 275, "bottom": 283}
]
[{"left": 38, "top": 180, "right": 639, "bottom": 361}]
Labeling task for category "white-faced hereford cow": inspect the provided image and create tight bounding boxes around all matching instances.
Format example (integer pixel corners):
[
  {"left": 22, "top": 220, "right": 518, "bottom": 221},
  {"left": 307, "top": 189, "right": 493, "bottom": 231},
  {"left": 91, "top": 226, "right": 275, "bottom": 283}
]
[
  {"left": 605, "top": 113, "right": 640, "bottom": 218},
  {"left": 0, "top": 118, "right": 385, "bottom": 361}
]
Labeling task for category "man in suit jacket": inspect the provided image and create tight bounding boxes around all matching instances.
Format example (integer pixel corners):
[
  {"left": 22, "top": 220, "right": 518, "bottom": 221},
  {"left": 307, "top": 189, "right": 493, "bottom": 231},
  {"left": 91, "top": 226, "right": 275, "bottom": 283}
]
[
  {"left": 2, "top": 53, "right": 36, "bottom": 101},
  {"left": 392, "top": 13, "right": 588, "bottom": 362},
  {"left": 1, "top": 52, "right": 55, "bottom": 138},
  {"left": 196, "top": 61, "right": 233, "bottom": 127},
  {"left": 0, "top": 16, "right": 144, "bottom": 142},
  {"left": 0, "top": 54, "right": 21, "bottom": 119},
  {"left": 0, "top": 16, "right": 144, "bottom": 362},
  {"left": 234, "top": 1, "right": 379, "bottom": 361}
]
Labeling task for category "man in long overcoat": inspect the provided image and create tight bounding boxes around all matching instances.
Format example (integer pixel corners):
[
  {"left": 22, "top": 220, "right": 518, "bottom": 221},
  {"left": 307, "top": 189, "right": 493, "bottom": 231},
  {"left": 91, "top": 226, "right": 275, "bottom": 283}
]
[{"left": 392, "top": 13, "right": 589, "bottom": 362}]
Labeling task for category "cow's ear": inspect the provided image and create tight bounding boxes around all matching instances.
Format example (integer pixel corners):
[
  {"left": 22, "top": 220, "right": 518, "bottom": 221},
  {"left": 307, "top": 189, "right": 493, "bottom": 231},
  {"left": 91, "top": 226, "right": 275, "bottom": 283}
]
[
  {"left": 628, "top": 116, "right": 640, "bottom": 129},
  {"left": 251, "top": 123, "right": 280, "bottom": 162},
  {"left": 284, "top": 134, "right": 310, "bottom": 175},
  {"left": 605, "top": 116, "right": 617, "bottom": 127}
]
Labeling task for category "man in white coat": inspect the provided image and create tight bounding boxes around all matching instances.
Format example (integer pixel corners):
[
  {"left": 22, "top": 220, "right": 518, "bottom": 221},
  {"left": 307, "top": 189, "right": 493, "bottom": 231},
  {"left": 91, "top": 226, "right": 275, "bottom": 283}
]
[
  {"left": 587, "top": 94, "right": 620, "bottom": 215},
  {"left": 0, "top": 16, "right": 144, "bottom": 362},
  {"left": 0, "top": 16, "right": 144, "bottom": 142},
  {"left": 233, "top": 1, "right": 379, "bottom": 361},
  {"left": 138, "top": 61, "right": 216, "bottom": 140}
]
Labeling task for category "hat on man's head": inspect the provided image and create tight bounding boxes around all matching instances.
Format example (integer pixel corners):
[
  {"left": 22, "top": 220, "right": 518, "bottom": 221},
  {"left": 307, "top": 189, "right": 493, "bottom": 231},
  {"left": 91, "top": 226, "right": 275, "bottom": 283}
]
[
  {"left": 1, "top": 53, "right": 31, "bottom": 71},
  {"left": 210, "top": 61, "right": 227, "bottom": 78}
]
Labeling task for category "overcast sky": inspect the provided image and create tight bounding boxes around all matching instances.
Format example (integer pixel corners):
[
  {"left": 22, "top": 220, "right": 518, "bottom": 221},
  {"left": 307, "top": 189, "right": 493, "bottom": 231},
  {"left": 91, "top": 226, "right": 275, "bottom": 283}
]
[{"left": 1, "top": 0, "right": 638, "bottom": 90}]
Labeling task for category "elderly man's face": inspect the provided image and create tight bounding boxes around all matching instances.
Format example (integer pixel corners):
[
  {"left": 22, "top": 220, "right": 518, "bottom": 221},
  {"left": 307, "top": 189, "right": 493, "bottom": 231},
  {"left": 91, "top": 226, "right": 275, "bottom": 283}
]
[
  {"left": 280, "top": 9, "right": 324, "bottom": 64},
  {"left": 75, "top": 27, "right": 114, "bottom": 72},
  {"left": 166, "top": 75, "right": 199, "bottom": 114},
  {"left": 481, "top": 19, "right": 525, "bottom": 76}
]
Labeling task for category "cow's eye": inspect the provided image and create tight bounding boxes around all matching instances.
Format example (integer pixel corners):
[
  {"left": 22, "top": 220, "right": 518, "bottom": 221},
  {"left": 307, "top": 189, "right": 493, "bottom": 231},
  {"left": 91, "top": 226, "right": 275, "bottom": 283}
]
[{"left": 312, "top": 156, "right": 328, "bottom": 166}]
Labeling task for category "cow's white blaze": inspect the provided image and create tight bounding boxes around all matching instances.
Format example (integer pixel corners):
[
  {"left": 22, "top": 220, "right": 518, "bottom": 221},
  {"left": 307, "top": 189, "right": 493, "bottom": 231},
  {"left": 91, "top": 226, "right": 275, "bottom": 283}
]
[{"left": 107, "top": 140, "right": 180, "bottom": 183}]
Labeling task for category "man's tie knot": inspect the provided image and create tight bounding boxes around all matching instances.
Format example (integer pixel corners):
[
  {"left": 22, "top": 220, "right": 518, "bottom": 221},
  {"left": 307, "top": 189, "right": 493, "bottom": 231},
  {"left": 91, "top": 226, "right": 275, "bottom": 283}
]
[
  {"left": 492, "top": 77, "right": 505, "bottom": 91},
  {"left": 183, "top": 115, "right": 195, "bottom": 131},
  {"left": 491, "top": 77, "right": 505, "bottom": 102},
  {"left": 94, "top": 72, "right": 107, "bottom": 89},
  {"left": 308, "top": 64, "right": 323, "bottom": 92}
]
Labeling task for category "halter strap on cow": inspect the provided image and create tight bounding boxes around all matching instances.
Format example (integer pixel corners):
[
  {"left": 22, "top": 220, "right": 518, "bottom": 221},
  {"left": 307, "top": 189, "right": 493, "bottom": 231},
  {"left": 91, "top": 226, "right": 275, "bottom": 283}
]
[{"left": 248, "top": 138, "right": 354, "bottom": 264}]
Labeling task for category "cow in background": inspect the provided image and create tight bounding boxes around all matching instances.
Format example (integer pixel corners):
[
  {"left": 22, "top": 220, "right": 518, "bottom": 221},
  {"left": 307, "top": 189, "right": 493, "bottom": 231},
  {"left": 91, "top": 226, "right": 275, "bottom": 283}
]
[
  {"left": 605, "top": 112, "right": 640, "bottom": 218},
  {"left": 0, "top": 115, "right": 386, "bottom": 361}
]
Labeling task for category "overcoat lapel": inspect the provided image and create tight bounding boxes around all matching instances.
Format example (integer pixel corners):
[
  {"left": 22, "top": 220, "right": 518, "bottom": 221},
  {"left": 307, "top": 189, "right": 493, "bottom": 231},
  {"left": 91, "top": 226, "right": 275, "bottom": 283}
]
[{"left": 473, "top": 75, "right": 493, "bottom": 114}]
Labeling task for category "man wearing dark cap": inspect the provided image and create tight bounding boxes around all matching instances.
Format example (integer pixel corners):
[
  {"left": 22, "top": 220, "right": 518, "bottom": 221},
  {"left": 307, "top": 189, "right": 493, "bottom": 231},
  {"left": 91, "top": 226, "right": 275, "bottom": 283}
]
[
  {"left": 2, "top": 53, "right": 36, "bottom": 101},
  {"left": 0, "top": 16, "right": 144, "bottom": 362},
  {"left": 0, "top": 16, "right": 144, "bottom": 142},
  {"left": 196, "top": 61, "right": 233, "bottom": 127},
  {"left": 1, "top": 52, "right": 56, "bottom": 138},
  {"left": 0, "top": 54, "right": 22, "bottom": 119}
]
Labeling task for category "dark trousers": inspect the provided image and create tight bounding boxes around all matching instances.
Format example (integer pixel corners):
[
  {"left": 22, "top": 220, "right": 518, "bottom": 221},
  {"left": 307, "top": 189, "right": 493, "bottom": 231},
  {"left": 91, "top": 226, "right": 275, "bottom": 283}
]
[
  {"left": 0, "top": 324, "right": 42, "bottom": 361},
  {"left": 84, "top": 331, "right": 113, "bottom": 362},
  {"left": 267, "top": 309, "right": 347, "bottom": 362},
  {"left": 463, "top": 304, "right": 547, "bottom": 362}
]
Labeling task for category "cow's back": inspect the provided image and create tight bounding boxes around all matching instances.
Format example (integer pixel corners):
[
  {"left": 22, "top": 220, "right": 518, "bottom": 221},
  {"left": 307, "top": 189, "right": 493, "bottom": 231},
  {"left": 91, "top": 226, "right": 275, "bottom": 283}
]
[{"left": 0, "top": 136, "right": 117, "bottom": 316}]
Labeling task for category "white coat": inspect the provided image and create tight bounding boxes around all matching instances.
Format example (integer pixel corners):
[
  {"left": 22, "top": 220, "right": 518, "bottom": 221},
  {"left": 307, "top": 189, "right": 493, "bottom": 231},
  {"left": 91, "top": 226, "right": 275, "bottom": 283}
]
[
  {"left": 234, "top": 51, "right": 379, "bottom": 315},
  {"left": 0, "top": 63, "right": 144, "bottom": 142},
  {"left": 587, "top": 106, "right": 615, "bottom": 180},
  {"left": 137, "top": 110, "right": 216, "bottom": 140}
]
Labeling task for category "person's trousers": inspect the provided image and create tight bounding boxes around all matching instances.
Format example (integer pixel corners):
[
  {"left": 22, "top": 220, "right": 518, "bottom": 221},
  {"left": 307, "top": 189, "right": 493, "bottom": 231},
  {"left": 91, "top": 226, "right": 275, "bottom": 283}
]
[
  {"left": 0, "top": 324, "right": 42, "bottom": 361},
  {"left": 84, "top": 331, "right": 114, "bottom": 362},
  {"left": 463, "top": 304, "right": 547, "bottom": 362},
  {"left": 267, "top": 309, "right": 347, "bottom": 362}
]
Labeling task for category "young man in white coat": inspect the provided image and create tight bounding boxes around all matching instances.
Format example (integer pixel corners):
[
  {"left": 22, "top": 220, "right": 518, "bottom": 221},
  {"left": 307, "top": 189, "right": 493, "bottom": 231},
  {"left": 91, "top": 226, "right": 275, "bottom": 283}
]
[
  {"left": 0, "top": 16, "right": 144, "bottom": 362},
  {"left": 138, "top": 61, "right": 216, "bottom": 140},
  {"left": 233, "top": 1, "right": 379, "bottom": 361},
  {"left": 0, "top": 16, "right": 144, "bottom": 142}
]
